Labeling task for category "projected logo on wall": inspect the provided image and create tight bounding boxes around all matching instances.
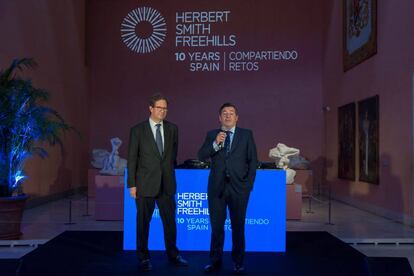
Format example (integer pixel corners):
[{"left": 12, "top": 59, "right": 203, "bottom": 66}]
[{"left": 120, "top": 7, "right": 167, "bottom": 54}]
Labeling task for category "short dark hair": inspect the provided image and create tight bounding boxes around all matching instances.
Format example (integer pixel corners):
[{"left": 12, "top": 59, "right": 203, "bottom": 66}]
[
  {"left": 149, "top": 94, "right": 168, "bottom": 107},
  {"left": 219, "top": 102, "right": 238, "bottom": 115}
]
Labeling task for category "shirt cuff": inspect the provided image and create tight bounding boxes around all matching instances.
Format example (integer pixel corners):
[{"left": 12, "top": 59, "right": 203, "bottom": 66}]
[{"left": 213, "top": 141, "right": 220, "bottom": 152}]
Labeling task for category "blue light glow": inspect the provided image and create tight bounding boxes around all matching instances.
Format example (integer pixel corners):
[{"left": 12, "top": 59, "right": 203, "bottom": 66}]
[
  {"left": 123, "top": 169, "right": 286, "bottom": 252},
  {"left": 13, "top": 170, "right": 26, "bottom": 189}
]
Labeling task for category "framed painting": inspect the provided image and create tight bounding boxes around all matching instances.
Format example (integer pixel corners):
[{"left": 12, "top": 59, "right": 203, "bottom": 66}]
[
  {"left": 338, "top": 102, "right": 356, "bottom": 180},
  {"left": 358, "top": 95, "right": 379, "bottom": 184},
  {"left": 343, "top": 0, "right": 377, "bottom": 71}
]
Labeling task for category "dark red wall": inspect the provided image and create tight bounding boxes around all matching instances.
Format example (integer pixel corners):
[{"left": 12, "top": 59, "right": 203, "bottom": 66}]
[
  {"left": 323, "top": 0, "right": 414, "bottom": 220},
  {"left": 0, "top": 0, "right": 89, "bottom": 198},
  {"left": 87, "top": 0, "right": 324, "bottom": 182}
]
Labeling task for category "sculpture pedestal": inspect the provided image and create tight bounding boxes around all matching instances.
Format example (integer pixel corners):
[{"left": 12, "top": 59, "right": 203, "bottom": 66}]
[
  {"left": 95, "top": 175, "right": 124, "bottom": 220},
  {"left": 286, "top": 184, "right": 302, "bottom": 220}
]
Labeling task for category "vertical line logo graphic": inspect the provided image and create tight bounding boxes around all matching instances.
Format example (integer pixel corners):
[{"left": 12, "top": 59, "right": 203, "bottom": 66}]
[{"left": 121, "top": 7, "right": 167, "bottom": 54}]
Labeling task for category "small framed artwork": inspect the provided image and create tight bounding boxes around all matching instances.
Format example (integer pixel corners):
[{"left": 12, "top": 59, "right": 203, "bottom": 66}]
[
  {"left": 358, "top": 95, "right": 379, "bottom": 184},
  {"left": 343, "top": 0, "right": 377, "bottom": 71},
  {"left": 338, "top": 102, "right": 356, "bottom": 180}
]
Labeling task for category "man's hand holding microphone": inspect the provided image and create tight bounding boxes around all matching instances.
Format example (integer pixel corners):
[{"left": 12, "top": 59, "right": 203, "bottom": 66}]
[{"left": 215, "top": 130, "right": 227, "bottom": 150}]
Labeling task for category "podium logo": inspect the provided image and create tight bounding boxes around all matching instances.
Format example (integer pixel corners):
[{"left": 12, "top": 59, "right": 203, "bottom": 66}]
[{"left": 121, "top": 7, "right": 167, "bottom": 54}]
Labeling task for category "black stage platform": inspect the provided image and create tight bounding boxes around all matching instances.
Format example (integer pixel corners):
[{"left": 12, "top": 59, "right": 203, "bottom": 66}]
[{"left": 2, "top": 231, "right": 412, "bottom": 275}]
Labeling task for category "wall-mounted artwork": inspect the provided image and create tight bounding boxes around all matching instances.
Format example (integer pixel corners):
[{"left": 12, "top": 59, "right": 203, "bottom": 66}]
[
  {"left": 343, "top": 0, "right": 377, "bottom": 71},
  {"left": 338, "top": 102, "right": 356, "bottom": 180},
  {"left": 358, "top": 95, "right": 379, "bottom": 184}
]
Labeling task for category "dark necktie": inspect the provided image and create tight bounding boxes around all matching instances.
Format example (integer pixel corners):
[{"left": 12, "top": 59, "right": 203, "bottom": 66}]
[
  {"left": 224, "top": 131, "right": 232, "bottom": 154},
  {"left": 155, "top": 123, "right": 163, "bottom": 155}
]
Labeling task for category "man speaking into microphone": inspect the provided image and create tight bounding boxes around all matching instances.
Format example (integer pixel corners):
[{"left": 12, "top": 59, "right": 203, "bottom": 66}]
[{"left": 198, "top": 102, "right": 257, "bottom": 274}]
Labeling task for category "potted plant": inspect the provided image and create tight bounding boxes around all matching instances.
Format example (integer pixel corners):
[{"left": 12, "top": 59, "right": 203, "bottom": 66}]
[{"left": 0, "top": 58, "right": 74, "bottom": 239}]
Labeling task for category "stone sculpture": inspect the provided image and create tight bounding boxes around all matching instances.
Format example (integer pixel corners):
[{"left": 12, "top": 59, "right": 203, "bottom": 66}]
[
  {"left": 91, "top": 149, "right": 109, "bottom": 169},
  {"left": 98, "top": 137, "right": 127, "bottom": 175},
  {"left": 269, "top": 143, "right": 309, "bottom": 184}
]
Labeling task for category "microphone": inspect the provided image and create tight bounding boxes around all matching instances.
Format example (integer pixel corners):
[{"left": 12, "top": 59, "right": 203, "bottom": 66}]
[
  {"left": 218, "top": 141, "right": 224, "bottom": 150},
  {"left": 218, "top": 127, "right": 227, "bottom": 150}
]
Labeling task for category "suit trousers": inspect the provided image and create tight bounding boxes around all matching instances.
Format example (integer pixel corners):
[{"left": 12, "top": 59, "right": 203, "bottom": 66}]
[
  {"left": 208, "top": 179, "right": 250, "bottom": 265},
  {"left": 135, "top": 193, "right": 179, "bottom": 260}
]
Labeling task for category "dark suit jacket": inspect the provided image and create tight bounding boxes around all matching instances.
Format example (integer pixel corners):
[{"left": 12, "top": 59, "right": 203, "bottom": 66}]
[
  {"left": 198, "top": 127, "right": 257, "bottom": 196},
  {"left": 127, "top": 120, "right": 178, "bottom": 197}
]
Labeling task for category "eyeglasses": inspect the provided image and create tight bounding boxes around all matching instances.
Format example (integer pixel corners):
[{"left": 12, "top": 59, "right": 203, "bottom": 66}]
[{"left": 154, "top": 106, "right": 168, "bottom": 111}]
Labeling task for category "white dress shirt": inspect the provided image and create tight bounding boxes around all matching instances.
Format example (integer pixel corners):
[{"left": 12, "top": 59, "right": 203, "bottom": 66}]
[
  {"left": 213, "top": 126, "right": 236, "bottom": 151},
  {"left": 149, "top": 118, "right": 164, "bottom": 147}
]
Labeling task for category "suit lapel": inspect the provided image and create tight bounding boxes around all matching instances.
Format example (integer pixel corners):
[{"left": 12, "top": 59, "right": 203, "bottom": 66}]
[
  {"left": 229, "top": 127, "right": 240, "bottom": 154},
  {"left": 163, "top": 122, "right": 171, "bottom": 159},
  {"left": 144, "top": 121, "right": 162, "bottom": 159}
]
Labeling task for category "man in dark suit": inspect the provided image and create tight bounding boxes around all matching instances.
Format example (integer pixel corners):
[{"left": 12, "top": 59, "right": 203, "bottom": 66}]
[
  {"left": 127, "top": 94, "right": 188, "bottom": 271},
  {"left": 198, "top": 103, "right": 257, "bottom": 274}
]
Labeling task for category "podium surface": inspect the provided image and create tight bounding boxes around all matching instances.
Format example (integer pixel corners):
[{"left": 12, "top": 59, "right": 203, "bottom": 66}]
[{"left": 123, "top": 169, "right": 286, "bottom": 252}]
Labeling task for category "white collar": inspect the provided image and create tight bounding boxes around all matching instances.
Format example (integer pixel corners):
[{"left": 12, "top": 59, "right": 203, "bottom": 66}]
[
  {"left": 222, "top": 126, "right": 236, "bottom": 133},
  {"left": 149, "top": 118, "right": 163, "bottom": 128}
]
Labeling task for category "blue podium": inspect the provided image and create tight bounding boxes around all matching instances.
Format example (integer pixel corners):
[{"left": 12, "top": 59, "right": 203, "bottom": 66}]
[{"left": 123, "top": 169, "right": 286, "bottom": 252}]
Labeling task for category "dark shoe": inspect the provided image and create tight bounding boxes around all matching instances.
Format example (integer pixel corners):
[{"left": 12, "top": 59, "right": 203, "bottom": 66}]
[
  {"left": 233, "top": 264, "right": 245, "bottom": 274},
  {"left": 204, "top": 261, "right": 222, "bottom": 273},
  {"left": 140, "top": 259, "right": 152, "bottom": 271},
  {"left": 171, "top": 255, "right": 188, "bottom": 266}
]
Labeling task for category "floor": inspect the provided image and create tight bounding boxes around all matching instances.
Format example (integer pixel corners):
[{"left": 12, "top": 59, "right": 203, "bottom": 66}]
[
  {"left": 1, "top": 193, "right": 414, "bottom": 271},
  {"left": 15, "top": 231, "right": 381, "bottom": 276}
]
